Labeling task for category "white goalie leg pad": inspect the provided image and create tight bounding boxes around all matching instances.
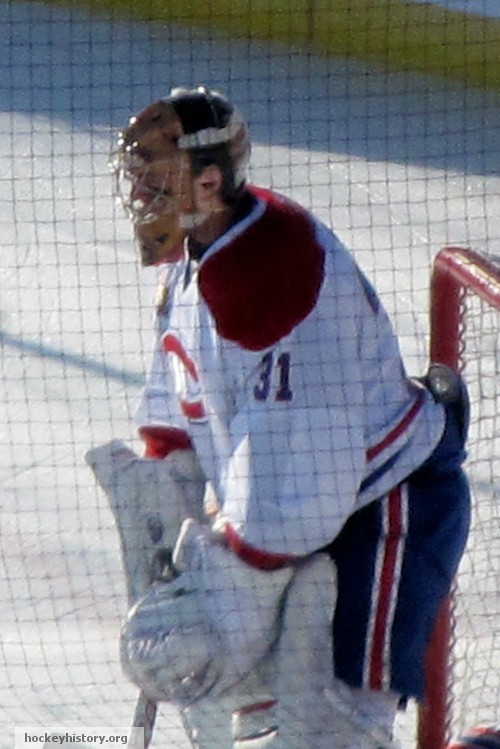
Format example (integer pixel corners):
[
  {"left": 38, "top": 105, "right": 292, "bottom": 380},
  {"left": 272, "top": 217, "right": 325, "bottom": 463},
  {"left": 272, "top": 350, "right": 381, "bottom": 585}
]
[
  {"left": 268, "top": 552, "right": 338, "bottom": 749},
  {"left": 180, "top": 695, "right": 240, "bottom": 749},
  {"left": 85, "top": 440, "right": 206, "bottom": 602},
  {"left": 231, "top": 666, "right": 278, "bottom": 748},
  {"left": 268, "top": 553, "right": 399, "bottom": 749},
  {"left": 340, "top": 688, "right": 400, "bottom": 749},
  {"left": 180, "top": 667, "right": 276, "bottom": 749},
  {"left": 173, "top": 519, "right": 295, "bottom": 695}
]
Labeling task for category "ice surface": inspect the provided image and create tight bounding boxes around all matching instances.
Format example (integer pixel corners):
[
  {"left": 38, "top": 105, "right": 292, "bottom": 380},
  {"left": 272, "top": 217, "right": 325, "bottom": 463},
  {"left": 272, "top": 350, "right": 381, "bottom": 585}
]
[{"left": 1, "top": 2, "right": 499, "bottom": 747}]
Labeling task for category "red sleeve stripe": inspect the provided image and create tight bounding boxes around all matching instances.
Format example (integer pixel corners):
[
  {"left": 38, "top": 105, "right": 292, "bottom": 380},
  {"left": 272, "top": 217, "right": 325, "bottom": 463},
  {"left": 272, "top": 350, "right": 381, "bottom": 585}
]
[
  {"left": 224, "top": 523, "right": 298, "bottom": 570},
  {"left": 366, "top": 390, "right": 425, "bottom": 462},
  {"left": 138, "top": 425, "right": 192, "bottom": 458},
  {"left": 162, "top": 333, "right": 199, "bottom": 380}
]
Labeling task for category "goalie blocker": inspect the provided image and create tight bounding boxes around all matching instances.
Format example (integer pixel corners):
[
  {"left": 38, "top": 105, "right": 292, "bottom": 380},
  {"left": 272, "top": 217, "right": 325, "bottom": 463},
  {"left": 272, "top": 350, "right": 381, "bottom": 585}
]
[{"left": 85, "top": 439, "right": 207, "bottom": 603}]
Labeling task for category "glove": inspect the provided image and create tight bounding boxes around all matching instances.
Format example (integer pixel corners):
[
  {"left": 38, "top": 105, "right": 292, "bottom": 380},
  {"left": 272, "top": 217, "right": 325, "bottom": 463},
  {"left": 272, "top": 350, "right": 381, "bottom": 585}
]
[{"left": 121, "top": 518, "right": 295, "bottom": 705}]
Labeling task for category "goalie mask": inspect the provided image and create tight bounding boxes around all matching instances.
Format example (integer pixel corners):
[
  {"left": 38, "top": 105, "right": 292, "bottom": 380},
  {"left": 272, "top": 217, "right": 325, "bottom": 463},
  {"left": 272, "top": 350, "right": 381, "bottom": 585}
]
[{"left": 111, "top": 86, "right": 250, "bottom": 265}]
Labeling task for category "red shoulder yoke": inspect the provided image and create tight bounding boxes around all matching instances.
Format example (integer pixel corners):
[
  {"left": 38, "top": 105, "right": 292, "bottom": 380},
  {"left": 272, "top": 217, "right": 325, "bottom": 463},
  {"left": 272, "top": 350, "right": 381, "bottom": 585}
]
[{"left": 198, "top": 187, "right": 325, "bottom": 351}]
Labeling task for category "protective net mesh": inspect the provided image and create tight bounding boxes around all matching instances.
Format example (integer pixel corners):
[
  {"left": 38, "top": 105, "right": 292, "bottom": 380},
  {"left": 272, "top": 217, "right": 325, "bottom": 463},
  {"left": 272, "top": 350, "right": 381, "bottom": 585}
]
[{"left": 1, "top": 2, "right": 500, "bottom": 748}]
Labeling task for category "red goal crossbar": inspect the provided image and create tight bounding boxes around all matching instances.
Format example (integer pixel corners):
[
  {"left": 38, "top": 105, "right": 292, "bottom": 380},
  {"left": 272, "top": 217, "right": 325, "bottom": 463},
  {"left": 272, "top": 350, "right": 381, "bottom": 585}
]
[
  {"left": 417, "top": 247, "right": 500, "bottom": 749},
  {"left": 429, "top": 247, "right": 500, "bottom": 368}
]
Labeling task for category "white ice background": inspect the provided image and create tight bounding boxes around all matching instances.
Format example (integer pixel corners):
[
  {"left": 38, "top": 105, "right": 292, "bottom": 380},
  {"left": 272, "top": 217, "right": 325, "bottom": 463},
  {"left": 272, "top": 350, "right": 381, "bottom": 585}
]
[{"left": 1, "top": 2, "right": 499, "bottom": 747}]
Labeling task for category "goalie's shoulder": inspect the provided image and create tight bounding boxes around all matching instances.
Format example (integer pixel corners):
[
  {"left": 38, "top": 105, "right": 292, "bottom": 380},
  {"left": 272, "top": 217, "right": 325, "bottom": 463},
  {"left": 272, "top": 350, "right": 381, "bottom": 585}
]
[{"left": 198, "top": 186, "right": 326, "bottom": 351}]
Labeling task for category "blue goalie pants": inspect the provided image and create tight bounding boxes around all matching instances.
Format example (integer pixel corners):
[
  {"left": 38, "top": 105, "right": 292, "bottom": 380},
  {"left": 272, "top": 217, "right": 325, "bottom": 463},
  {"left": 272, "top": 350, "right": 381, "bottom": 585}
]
[{"left": 328, "top": 409, "right": 471, "bottom": 700}]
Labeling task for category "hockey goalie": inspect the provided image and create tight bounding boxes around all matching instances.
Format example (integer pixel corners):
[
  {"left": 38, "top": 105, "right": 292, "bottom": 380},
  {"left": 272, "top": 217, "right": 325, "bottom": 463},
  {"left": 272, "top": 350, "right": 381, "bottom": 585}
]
[{"left": 87, "top": 85, "right": 471, "bottom": 749}]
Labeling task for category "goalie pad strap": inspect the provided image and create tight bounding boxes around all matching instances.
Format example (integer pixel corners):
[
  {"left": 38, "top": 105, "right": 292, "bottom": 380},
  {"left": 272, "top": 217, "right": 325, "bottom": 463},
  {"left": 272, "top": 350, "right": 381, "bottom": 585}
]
[{"left": 234, "top": 700, "right": 277, "bottom": 717}]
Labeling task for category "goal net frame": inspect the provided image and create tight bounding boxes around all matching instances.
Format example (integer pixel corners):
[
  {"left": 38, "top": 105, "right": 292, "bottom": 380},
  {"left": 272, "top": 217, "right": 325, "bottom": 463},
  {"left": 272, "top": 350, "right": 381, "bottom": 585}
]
[{"left": 417, "top": 246, "right": 500, "bottom": 749}]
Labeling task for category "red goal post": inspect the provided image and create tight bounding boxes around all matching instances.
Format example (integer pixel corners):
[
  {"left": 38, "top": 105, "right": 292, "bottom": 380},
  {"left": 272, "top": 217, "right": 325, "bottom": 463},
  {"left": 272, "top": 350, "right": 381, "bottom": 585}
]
[{"left": 417, "top": 247, "right": 500, "bottom": 749}]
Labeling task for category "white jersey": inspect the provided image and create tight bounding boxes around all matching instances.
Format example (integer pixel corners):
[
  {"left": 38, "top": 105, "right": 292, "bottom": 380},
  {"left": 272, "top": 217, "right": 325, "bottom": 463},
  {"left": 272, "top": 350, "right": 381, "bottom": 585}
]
[{"left": 137, "top": 187, "right": 445, "bottom": 557}]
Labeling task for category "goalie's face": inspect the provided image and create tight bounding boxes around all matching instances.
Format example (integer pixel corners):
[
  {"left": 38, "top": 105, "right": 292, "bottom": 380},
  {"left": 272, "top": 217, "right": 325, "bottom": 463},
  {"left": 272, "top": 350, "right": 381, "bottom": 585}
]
[{"left": 112, "top": 101, "right": 200, "bottom": 265}]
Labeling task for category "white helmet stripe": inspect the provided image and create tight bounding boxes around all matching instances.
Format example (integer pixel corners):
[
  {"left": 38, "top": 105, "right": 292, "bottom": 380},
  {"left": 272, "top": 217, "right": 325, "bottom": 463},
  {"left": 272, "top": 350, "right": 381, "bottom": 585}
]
[{"left": 177, "top": 110, "right": 246, "bottom": 149}]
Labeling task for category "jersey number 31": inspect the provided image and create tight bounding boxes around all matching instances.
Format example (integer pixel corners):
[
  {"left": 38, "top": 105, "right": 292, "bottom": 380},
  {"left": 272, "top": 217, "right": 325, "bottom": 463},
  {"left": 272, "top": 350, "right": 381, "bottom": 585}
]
[{"left": 254, "top": 351, "right": 293, "bottom": 402}]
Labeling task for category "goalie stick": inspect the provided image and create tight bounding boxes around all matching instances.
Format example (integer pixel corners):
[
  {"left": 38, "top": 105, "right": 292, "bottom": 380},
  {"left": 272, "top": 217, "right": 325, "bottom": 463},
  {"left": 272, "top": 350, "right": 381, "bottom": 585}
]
[
  {"left": 129, "top": 691, "right": 157, "bottom": 749},
  {"left": 85, "top": 440, "right": 206, "bottom": 749}
]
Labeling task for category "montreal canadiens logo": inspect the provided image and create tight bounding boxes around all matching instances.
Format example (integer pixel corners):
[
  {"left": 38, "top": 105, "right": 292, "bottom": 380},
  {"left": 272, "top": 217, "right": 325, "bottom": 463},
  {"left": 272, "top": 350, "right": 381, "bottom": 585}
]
[{"left": 162, "top": 332, "right": 207, "bottom": 422}]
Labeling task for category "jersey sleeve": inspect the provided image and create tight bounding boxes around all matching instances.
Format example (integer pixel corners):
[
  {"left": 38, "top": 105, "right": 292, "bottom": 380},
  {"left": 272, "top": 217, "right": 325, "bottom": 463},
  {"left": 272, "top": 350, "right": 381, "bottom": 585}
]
[
  {"left": 353, "top": 268, "right": 445, "bottom": 504},
  {"left": 135, "top": 265, "right": 192, "bottom": 458}
]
